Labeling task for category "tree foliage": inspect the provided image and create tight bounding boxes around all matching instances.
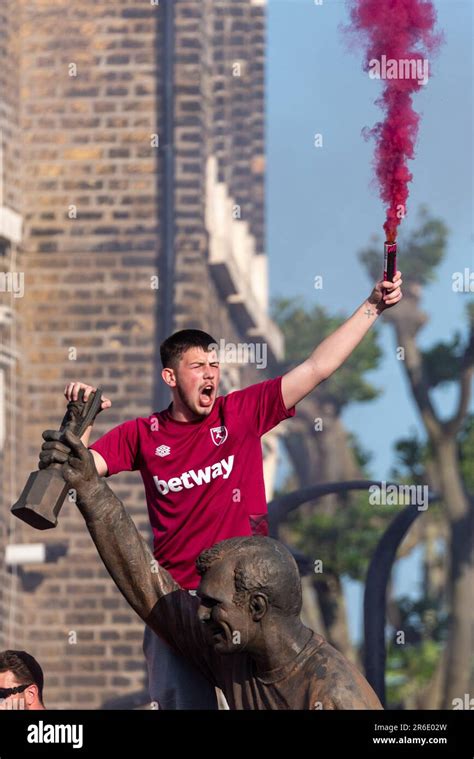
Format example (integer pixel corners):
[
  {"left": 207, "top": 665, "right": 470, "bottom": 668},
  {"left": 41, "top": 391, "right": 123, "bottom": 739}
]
[
  {"left": 288, "top": 493, "right": 399, "bottom": 580},
  {"left": 272, "top": 298, "right": 382, "bottom": 411},
  {"left": 458, "top": 414, "right": 474, "bottom": 496},
  {"left": 359, "top": 205, "right": 448, "bottom": 284},
  {"left": 386, "top": 596, "right": 449, "bottom": 706},
  {"left": 273, "top": 205, "right": 473, "bottom": 707}
]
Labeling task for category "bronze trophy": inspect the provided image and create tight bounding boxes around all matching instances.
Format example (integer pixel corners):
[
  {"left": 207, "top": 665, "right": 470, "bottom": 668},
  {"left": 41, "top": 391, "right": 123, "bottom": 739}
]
[{"left": 11, "top": 388, "right": 103, "bottom": 530}]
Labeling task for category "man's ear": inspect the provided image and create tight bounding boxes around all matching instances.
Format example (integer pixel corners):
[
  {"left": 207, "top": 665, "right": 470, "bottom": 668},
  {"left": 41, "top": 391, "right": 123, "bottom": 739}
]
[
  {"left": 249, "top": 592, "right": 268, "bottom": 622},
  {"left": 24, "top": 683, "right": 39, "bottom": 707},
  {"left": 161, "top": 367, "right": 176, "bottom": 388}
]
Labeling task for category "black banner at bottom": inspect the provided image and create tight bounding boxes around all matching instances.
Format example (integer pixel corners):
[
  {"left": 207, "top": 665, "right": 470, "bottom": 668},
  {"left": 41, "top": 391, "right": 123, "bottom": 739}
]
[{"left": 0, "top": 710, "right": 472, "bottom": 757}]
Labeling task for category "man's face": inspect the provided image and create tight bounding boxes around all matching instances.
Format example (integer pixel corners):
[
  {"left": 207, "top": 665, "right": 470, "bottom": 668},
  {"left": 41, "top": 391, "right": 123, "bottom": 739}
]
[
  {"left": 197, "top": 557, "right": 256, "bottom": 655},
  {"left": 0, "top": 671, "right": 29, "bottom": 710},
  {"left": 169, "top": 346, "right": 220, "bottom": 418}
]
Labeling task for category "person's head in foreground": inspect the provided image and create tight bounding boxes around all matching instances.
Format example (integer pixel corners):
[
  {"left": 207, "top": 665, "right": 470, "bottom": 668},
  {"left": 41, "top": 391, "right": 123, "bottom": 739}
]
[
  {"left": 160, "top": 329, "right": 220, "bottom": 420},
  {"left": 195, "top": 536, "right": 302, "bottom": 655},
  {"left": 0, "top": 650, "right": 45, "bottom": 710}
]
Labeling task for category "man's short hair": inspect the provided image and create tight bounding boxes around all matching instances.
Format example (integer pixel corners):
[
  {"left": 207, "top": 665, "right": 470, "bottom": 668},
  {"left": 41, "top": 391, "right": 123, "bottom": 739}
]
[
  {"left": 196, "top": 537, "right": 302, "bottom": 617},
  {"left": 160, "top": 329, "right": 217, "bottom": 370},
  {"left": 0, "top": 650, "right": 44, "bottom": 701}
]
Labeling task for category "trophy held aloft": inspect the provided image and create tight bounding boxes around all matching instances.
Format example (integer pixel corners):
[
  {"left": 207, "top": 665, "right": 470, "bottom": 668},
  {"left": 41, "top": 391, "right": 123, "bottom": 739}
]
[{"left": 11, "top": 388, "right": 103, "bottom": 530}]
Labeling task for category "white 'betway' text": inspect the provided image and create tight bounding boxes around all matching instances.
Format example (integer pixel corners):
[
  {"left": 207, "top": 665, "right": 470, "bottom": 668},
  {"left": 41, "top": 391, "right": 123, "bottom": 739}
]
[{"left": 153, "top": 455, "right": 235, "bottom": 495}]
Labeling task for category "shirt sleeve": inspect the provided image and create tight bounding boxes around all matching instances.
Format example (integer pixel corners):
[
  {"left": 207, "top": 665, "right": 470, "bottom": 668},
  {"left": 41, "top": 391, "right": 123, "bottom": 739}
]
[
  {"left": 89, "top": 419, "right": 141, "bottom": 476},
  {"left": 225, "top": 376, "right": 295, "bottom": 437}
]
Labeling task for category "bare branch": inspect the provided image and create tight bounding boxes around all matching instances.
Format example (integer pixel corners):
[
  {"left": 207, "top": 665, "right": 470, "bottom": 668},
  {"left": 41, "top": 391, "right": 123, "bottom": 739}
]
[
  {"left": 395, "top": 325, "right": 442, "bottom": 442},
  {"left": 445, "top": 365, "right": 474, "bottom": 437},
  {"left": 445, "top": 320, "right": 474, "bottom": 435}
]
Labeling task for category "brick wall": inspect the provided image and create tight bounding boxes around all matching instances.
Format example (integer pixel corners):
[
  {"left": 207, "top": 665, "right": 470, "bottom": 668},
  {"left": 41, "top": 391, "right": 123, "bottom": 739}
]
[
  {"left": 173, "top": 0, "right": 267, "bottom": 342},
  {"left": 0, "top": 0, "right": 25, "bottom": 652},
  {"left": 11, "top": 0, "right": 162, "bottom": 709},
  {"left": 1, "top": 0, "right": 275, "bottom": 709}
]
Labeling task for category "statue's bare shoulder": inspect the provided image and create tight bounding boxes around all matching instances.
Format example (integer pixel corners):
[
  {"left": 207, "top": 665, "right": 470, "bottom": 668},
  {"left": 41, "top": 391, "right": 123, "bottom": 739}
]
[{"left": 308, "top": 637, "right": 383, "bottom": 710}]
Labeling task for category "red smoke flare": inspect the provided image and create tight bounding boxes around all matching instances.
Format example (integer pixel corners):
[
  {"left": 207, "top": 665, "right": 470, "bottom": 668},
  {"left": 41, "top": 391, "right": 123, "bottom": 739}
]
[{"left": 346, "top": 0, "right": 442, "bottom": 241}]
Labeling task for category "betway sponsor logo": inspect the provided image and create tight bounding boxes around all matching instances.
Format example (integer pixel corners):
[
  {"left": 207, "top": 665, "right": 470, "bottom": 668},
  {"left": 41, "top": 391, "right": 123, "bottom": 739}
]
[{"left": 154, "top": 455, "right": 234, "bottom": 495}]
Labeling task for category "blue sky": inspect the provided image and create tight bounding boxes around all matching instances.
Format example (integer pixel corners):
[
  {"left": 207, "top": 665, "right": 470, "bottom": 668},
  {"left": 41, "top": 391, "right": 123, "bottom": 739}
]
[
  {"left": 266, "top": 0, "right": 473, "bottom": 642},
  {"left": 268, "top": 0, "right": 473, "bottom": 479}
]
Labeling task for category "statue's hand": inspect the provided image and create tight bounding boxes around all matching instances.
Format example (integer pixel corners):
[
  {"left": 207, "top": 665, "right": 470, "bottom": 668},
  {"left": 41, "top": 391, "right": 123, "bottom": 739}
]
[
  {"left": 61, "top": 428, "right": 101, "bottom": 498},
  {"left": 39, "top": 430, "right": 71, "bottom": 470}
]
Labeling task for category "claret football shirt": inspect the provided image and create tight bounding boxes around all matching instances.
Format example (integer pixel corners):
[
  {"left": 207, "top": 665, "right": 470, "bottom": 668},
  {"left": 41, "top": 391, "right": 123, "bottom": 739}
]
[{"left": 90, "top": 377, "right": 295, "bottom": 589}]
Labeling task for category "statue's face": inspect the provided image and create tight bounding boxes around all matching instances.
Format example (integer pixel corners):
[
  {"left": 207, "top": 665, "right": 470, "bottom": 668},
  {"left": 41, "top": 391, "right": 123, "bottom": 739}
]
[
  {"left": 173, "top": 347, "right": 220, "bottom": 418},
  {"left": 197, "top": 558, "right": 255, "bottom": 655}
]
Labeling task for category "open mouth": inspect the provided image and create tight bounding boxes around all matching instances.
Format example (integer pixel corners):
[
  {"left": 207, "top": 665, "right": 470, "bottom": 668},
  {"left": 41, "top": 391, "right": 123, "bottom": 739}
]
[{"left": 199, "top": 385, "right": 214, "bottom": 406}]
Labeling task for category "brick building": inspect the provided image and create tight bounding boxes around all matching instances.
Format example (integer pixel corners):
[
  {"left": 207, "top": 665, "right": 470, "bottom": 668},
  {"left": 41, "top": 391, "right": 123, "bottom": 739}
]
[{"left": 0, "top": 0, "right": 283, "bottom": 709}]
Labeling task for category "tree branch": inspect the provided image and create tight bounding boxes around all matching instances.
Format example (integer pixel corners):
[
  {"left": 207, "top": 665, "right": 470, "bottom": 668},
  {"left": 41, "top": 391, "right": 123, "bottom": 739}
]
[
  {"left": 395, "top": 325, "right": 442, "bottom": 442},
  {"left": 445, "top": 364, "right": 474, "bottom": 437},
  {"left": 445, "top": 323, "right": 474, "bottom": 435}
]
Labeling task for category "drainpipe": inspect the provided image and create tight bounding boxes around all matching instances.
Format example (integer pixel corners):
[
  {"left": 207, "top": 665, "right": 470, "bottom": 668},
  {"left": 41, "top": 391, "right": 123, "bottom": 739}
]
[{"left": 154, "top": 0, "right": 175, "bottom": 412}]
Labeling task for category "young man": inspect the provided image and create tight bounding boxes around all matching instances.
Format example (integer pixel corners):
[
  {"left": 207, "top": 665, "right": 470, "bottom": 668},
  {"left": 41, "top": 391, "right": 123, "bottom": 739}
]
[
  {"left": 0, "top": 650, "right": 46, "bottom": 711},
  {"left": 40, "top": 272, "right": 402, "bottom": 708}
]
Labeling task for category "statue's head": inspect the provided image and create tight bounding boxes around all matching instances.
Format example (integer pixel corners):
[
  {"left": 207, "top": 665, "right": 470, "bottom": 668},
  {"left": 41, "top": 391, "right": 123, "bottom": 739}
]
[{"left": 195, "top": 537, "right": 302, "bottom": 654}]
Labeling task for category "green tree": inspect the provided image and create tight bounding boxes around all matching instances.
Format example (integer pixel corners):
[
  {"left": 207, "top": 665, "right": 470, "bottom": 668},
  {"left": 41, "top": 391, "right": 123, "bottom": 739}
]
[
  {"left": 359, "top": 207, "right": 474, "bottom": 707},
  {"left": 272, "top": 296, "right": 384, "bottom": 661},
  {"left": 272, "top": 207, "right": 473, "bottom": 706}
]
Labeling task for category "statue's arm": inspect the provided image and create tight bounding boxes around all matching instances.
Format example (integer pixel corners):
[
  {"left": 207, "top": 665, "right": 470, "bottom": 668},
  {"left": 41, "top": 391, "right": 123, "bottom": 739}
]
[
  {"left": 76, "top": 476, "right": 179, "bottom": 620},
  {"left": 54, "top": 429, "right": 180, "bottom": 620},
  {"left": 43, "top": 429, "right": 222, "bottom": 688}
]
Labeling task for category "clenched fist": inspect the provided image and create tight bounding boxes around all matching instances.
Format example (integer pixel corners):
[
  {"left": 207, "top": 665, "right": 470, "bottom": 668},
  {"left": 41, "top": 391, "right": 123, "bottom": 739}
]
[
  {"left": 42, "top": 429, "right": 101, "bottom": 499},
  {"left": 368, "top": 270, "right": 403, "bottom": 313}
]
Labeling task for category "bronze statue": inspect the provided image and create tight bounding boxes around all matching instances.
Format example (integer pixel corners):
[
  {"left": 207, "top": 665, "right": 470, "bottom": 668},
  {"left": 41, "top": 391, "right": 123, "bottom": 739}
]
[{"left": 49, "top": 428, "right": 382, "bottom": 710}]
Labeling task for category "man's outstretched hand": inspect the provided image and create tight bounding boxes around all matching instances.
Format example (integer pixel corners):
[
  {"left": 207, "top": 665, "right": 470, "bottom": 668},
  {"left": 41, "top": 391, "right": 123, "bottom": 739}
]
[
  {"left": 41, "top": 429, "right": 101, "bottom": 498},
  {"left": 368, "top": 270, "right": 403, "bottom": 313}
]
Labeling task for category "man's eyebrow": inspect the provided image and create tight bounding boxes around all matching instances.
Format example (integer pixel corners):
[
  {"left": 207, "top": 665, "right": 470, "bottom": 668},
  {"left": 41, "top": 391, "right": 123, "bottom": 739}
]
[{"left": 188, "top": 360, "right": 220, "bottom": 366}]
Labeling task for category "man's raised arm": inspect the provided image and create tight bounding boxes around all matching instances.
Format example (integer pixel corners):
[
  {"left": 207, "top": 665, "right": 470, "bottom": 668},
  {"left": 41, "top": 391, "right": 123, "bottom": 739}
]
[
  {"left": 281, "top": 271, "right": 403, "bottom": 409},
  {"left": 52, "top": 429, "right": 179, "bottom": 622}
]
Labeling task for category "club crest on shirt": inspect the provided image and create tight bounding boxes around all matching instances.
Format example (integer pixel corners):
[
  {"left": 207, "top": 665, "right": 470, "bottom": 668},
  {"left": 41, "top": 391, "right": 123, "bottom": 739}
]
[
  {"left": 210, "top": 426, "right": 228, "bottom": 446},
  {"left": 155, "top": 445, "right": 171, "bottom": 457}
]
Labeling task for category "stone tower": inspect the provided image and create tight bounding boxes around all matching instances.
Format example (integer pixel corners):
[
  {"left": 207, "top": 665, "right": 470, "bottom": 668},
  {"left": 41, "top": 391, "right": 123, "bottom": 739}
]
[{"left": 0, "top": 0, "right": 282, "bottom": 709}]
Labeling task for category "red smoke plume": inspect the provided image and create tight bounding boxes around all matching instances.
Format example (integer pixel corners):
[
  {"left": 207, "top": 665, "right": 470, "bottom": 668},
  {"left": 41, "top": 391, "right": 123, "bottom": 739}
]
[{"left": 346, "top": 0, "right": 442, "bottom": 241}]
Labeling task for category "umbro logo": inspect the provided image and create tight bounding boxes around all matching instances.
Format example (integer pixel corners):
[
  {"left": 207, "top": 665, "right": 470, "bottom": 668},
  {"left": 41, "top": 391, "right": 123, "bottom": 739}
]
[{"left": 155, "top": 445, "right": 170, "bottom": 457}]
